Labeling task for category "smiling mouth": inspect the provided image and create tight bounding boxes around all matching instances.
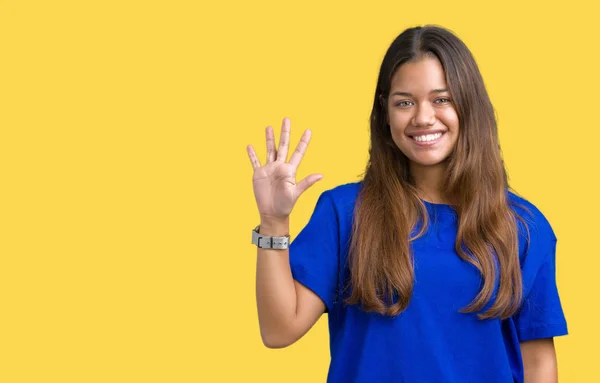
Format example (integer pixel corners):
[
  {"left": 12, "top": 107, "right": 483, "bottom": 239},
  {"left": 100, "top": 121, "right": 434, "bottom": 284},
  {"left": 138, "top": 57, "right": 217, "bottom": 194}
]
[{"left": 409, "top": 132, "right": 445, "bottom": 145}]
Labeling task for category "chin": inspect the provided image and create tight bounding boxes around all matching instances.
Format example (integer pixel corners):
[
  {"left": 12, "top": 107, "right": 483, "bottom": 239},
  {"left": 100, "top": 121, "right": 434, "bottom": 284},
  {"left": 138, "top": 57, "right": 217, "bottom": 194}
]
[
  {"left": 407, "top": 154, "right": 451, "bottom": 168},
  {"left": 413, "top": 160, "right": 447, "bottom": 167}
]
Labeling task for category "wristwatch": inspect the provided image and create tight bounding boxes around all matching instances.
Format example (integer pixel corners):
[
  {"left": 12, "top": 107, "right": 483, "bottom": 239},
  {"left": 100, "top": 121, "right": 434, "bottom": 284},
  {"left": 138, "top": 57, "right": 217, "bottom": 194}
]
[{"left": 251, "top": 225, "right": 290, "bottom": 249}]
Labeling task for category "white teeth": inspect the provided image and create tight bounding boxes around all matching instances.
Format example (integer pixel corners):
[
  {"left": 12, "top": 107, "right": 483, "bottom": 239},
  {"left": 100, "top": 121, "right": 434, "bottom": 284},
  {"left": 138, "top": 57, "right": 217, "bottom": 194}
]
[{"left": 413, "top": 133, "right": 442, "bottom": 142}]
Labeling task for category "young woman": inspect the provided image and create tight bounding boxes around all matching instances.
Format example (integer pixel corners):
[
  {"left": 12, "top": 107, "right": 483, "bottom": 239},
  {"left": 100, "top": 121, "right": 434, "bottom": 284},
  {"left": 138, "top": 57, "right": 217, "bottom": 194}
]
[{"left": 246, "top": 25, "right": 568, "bottom": 383}]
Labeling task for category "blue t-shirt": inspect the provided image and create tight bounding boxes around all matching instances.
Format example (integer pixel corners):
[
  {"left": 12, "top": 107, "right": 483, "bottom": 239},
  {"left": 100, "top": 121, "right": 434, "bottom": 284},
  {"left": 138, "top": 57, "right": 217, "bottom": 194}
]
[{"left": 289, "top": 181, "right": 568, "bottom": 383}]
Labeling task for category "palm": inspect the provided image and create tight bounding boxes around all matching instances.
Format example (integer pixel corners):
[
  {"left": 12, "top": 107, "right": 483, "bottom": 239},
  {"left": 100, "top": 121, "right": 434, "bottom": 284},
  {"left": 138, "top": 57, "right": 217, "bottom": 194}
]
[{"left": 247, "top": 118, "right": 323, "bottom": 220}]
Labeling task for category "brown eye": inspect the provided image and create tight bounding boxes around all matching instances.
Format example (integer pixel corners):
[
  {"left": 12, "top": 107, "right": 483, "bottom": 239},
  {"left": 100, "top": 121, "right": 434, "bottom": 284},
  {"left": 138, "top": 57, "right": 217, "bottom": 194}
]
[{"left": 396, "top": 100, "right": 413, "bottom": 107}]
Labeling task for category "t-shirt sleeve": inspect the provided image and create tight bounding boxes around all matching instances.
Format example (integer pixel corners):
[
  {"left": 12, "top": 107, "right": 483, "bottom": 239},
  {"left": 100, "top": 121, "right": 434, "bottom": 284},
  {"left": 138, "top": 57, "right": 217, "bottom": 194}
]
[
  {"left": 513, "top": 222, "right": 568, "bottom": 342},
  {"left": 289, "top": 190, "right": 340, "bottom": 314}
]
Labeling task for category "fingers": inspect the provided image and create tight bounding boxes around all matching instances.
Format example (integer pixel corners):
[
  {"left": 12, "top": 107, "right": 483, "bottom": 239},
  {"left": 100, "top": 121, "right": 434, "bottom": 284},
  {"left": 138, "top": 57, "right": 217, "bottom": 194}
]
[
  {"left": 265, "top": 126, "right": 276, "bottom": 164},
  {"left": 296, "top": 173, "right": 324, "bottom": 196},
  {"left": 289, "top": 129, "right": 311, "bottom": 168},
  {"left": 256, "top": 118, "right": 307, "bottom": 168},
  {"left": 276, "top": 117, "right": 290, "bottom": 162},
  {"left": 247, "top": 145, "right": 261, "bottom": 170}
]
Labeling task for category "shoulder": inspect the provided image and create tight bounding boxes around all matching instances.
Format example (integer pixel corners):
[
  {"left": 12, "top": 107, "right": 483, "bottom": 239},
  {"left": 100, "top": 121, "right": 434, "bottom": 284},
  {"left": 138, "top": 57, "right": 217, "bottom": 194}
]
[
  {"left": 323, "top": 181, "right": 362, "bottom": 206},
  {"left": 316, "top": 180, "right": 363, "bottom": 214},
  {"left": 314, "top": 181, "right": 363, "bottom": 230},
  {"left": 507, "top": 190, "right": 557, "bottom": 261},
  {"left": 507, "top": 190, "right": 556, "bottom": 240}
]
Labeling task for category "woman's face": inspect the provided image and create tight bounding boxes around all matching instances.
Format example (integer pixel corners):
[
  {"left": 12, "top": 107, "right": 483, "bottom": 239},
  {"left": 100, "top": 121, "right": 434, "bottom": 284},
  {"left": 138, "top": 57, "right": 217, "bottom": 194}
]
[{"left": 386, "top": 55, "right": 459, "bottom": 168}]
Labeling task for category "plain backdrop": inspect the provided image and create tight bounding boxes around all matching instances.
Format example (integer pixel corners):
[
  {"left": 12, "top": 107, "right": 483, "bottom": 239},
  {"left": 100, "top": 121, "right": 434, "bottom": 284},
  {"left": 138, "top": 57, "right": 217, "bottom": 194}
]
[{"left": 1, "top": 0, "right": 598, "bottom": 381}]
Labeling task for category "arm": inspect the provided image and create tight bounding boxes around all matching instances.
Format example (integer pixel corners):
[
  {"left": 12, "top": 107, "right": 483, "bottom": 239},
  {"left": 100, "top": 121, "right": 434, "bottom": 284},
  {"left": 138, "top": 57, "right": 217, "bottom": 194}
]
[
  {"left": 255, "top": 218, "right": 326, "bottom": 348},
  {"left": 248, "top": 118, "right": 328, "bottom": 349},
  {"left": 521, "top": 338, "right": 558, "bottom": 383}
]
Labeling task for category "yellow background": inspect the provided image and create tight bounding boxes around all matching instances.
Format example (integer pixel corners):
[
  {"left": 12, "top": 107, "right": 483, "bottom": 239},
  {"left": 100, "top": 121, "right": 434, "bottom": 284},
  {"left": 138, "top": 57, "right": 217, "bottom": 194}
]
[{"left": 1, "top": 0, "right": 598, "bottom": 381}]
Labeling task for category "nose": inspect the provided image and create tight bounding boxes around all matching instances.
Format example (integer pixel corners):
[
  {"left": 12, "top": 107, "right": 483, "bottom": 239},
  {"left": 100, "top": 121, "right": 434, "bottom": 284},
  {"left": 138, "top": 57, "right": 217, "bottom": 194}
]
[{"left": 411, "top": 102, "right": 436, "bottom": 127}]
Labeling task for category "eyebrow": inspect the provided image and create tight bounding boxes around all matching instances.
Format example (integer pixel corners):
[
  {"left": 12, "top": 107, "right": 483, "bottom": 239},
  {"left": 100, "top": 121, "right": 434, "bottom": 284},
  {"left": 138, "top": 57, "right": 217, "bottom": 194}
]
[{"left": 390, "top": 88, "right": 449, "bottom": 97}]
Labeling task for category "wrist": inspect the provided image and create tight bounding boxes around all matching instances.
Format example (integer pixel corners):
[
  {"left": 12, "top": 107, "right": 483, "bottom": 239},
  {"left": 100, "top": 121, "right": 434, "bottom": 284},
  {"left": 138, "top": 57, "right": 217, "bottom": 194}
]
[{"left": 259, "top": 216, "right": 290, "bottom": 236}]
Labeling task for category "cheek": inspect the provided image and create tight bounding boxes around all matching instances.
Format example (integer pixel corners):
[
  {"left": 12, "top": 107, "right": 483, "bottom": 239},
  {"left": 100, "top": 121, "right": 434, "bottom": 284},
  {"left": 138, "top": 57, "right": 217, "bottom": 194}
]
[
  {"left": 388, "top": 122, "right": 408, "bottom": 142},
  {"left": 438, "top": 109, "right": 459, "bottom": 131},
  {"left": 388, "top": 112, "right": 411, "bottom": 131}
]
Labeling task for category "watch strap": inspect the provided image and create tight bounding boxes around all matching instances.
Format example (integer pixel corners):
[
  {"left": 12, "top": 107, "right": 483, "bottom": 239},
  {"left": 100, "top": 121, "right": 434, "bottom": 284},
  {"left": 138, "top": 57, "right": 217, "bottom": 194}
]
[{"left": 252, "top": 225, "right": 290, "bottom": 249}]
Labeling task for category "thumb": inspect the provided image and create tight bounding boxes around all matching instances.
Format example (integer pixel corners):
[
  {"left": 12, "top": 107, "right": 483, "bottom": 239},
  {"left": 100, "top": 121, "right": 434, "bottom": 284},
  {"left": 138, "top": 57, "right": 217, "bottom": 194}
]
[{"left": 296, "top": 173, "right": 324, "bottom": 196}]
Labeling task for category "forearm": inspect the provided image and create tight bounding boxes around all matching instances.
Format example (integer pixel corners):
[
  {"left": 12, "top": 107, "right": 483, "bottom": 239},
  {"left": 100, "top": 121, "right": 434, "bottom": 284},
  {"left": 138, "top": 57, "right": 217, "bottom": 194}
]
[
  {"left": 255, "top": 217, "right": 298, "bottom": 346},
  {"left": 523, "top": 362, "right": 557, "bottom": 383},
  {"left": 522, "top": 339, "right": 558, "bottom": 383}
]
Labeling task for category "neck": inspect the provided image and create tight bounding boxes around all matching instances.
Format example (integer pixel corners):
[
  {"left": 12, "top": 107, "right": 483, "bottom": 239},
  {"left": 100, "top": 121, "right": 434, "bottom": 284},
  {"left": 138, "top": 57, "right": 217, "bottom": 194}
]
[{"left": 409, "top": 161, "right": 449, "bottom": 204}]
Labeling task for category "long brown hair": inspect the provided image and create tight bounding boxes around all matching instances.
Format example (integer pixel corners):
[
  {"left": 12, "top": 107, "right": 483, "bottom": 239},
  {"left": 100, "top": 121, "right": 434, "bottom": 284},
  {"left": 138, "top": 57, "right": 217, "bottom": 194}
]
[{"left": 345, "top": 25, "right": 528, "bottom": 320}]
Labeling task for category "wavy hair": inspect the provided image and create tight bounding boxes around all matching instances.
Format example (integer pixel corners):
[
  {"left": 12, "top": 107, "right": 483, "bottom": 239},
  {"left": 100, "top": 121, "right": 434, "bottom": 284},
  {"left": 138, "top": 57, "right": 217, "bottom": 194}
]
[{"left": 345, "top": 25, "right": 528, "bottom": 319}]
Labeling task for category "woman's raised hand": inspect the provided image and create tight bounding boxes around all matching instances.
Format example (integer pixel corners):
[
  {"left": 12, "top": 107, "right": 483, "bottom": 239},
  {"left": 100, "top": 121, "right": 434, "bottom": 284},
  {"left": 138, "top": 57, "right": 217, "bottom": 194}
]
[{"left": 247, "top": 117, "right": 323, "bottom": 222}]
